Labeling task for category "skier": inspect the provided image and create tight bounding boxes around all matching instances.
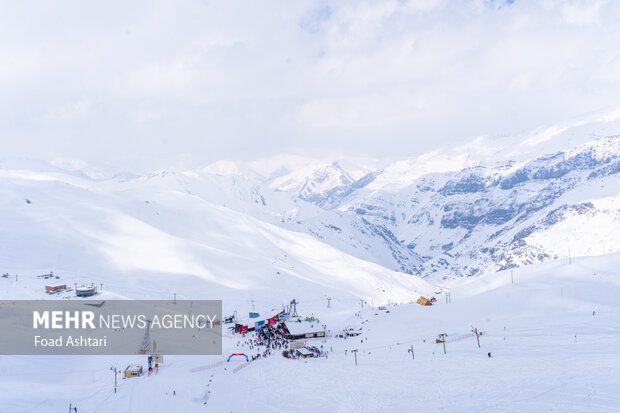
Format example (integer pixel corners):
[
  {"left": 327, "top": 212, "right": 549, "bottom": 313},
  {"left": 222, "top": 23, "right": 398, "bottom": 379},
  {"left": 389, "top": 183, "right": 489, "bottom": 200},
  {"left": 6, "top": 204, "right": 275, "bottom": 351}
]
[{"left": 487, "top": 352, "right": 492, "bottom": 358}]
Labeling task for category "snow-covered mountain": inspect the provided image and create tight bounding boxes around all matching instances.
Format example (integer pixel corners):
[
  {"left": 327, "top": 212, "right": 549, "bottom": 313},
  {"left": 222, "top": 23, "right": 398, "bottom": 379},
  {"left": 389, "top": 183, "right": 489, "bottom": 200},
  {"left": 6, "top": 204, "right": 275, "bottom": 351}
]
[
  {"left": 337, "top": 137, "right": 620, "bottom": 278},
  {"left": 103, "top": 164, "right": 425, "bottom": 275},
  {"left": 240, "top": 113, "right": 620, "bottom": 279},
  {"left": 270, "top": 161, "right": 354, "bottom": 208},
  {"left": 2, "top": 111, "right": 620, "bottom": 282},
  {"left": 0, "top": 161, "right": 431, "bottom": 304}
]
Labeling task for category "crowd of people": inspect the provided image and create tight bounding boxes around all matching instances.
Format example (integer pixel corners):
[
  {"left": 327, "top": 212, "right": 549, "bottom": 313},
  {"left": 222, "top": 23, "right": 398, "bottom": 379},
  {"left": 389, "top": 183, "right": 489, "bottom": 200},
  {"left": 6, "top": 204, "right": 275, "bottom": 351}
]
[
  {"left": 235, "top": 323, "right": 291, "bottom": 361},
  {"left": 232, "top": 320, "right": 334, "bottom": 362}
]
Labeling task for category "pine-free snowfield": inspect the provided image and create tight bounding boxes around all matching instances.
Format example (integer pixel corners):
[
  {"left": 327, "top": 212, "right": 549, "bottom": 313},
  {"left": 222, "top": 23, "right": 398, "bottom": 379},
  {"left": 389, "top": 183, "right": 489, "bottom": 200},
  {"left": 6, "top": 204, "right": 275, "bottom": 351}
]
[{"left": 1, "top": 254, "right": 619, "bottom": 412}]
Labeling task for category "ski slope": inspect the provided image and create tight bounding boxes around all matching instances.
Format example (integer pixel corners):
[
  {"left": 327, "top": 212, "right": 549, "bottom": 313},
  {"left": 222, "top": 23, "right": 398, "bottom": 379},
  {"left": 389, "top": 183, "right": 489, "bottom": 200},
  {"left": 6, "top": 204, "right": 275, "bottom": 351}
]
[
  {"left": 1, "top": 254, "right": 619, "bottom": 412},
  {"left": 0, "top": 163, "right": 431, "bottom": 305}
]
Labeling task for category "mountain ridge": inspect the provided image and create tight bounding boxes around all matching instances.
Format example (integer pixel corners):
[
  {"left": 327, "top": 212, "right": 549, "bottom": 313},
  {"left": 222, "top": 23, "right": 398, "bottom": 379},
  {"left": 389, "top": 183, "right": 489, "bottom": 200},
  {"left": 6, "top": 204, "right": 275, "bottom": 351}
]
[{"left": 2, "top": 114, "right": 620, "bottom": 280}]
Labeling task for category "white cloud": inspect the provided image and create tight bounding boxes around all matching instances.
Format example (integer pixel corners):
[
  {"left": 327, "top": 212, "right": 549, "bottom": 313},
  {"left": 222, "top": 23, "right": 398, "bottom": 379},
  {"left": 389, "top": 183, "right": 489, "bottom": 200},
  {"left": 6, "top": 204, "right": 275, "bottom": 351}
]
[
  {"left": 44, "top": 97, "right": 93, "bottom": 122},
  {"left": 1, "top": 0, "right": 620, "bottom": 168},
  {"left": 557, "top": 0, "right": 608, "bottom": 25},
  {"left": 296, "top": 93, "right": 432, "bottom": 129}
]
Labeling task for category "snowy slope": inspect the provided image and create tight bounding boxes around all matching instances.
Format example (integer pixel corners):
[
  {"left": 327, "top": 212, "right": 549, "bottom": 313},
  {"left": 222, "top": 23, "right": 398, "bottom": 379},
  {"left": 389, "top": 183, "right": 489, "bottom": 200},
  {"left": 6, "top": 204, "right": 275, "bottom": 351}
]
[
  {"left": 1, "top": 252, "right": 619, "bottom": 412},
  {"left": 0, "top": 162, "right": 431, "bottom": 304},
  {"left": 102, "top": 164, "right": 425, "bottom": 275}
]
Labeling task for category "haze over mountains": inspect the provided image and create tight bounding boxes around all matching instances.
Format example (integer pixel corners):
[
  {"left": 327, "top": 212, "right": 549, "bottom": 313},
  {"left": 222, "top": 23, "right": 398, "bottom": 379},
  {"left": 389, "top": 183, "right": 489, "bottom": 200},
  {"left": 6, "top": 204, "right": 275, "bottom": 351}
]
[{"left": 2, "top": 109, "right": 620, "bottom": 284}]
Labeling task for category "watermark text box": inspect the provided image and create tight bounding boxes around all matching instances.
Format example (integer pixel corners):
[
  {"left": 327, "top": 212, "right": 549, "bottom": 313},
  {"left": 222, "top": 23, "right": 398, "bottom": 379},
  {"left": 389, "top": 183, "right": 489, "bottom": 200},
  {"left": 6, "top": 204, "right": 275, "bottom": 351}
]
[{"left": 0, "top": 300, "right": 222, "bottom": 355}]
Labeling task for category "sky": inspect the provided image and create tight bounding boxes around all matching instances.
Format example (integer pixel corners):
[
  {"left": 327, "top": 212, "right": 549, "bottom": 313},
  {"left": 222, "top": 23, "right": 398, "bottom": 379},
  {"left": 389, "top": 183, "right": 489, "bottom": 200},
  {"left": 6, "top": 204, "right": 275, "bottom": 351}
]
[{"left": 1, "top": 0, "right": 620, "bottom": 170}]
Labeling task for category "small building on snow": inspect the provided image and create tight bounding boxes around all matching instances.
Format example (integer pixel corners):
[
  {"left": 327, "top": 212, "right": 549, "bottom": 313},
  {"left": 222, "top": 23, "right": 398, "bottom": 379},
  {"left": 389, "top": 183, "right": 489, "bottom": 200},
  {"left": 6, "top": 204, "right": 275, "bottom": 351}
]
[
  {"left": 45, "top": 284, "right": 67, "bottom": 294},
  {"left": 76, "top": 284, "right": 98, "bottom": 297},
  {"left": 124, "top": 365, "right": 143, "bottom": 378},
  {"left": 284, "top": 321, "right": 325, "bottom": 340},
  {"left": 416, "top": 296, "right": 432, "bottom": 306}
]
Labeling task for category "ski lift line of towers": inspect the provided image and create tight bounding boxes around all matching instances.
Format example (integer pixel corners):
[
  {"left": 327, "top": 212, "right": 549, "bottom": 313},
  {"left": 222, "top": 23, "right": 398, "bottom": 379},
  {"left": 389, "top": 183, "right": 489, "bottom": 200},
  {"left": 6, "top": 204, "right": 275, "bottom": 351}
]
[
  {"left": 248, "top": 294, "right": 440, "bottom": 312},
  {"left": 346, "top": 326, "right": 484, "bottom": 367},
  {"left": 246, "top": 296, "right": 485, "bottom": 366},
  {"left": 318, "top": 270, "right": 520, "bottom": 309},
  {"left": 231, "top": 298, "right": 488, "bottom": 368},
  {"left": 235, "top": 288, "right": 514, "bottom": 365},
  {"left": 327, "top": 294, "right": 489, "bottom": 366}
]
